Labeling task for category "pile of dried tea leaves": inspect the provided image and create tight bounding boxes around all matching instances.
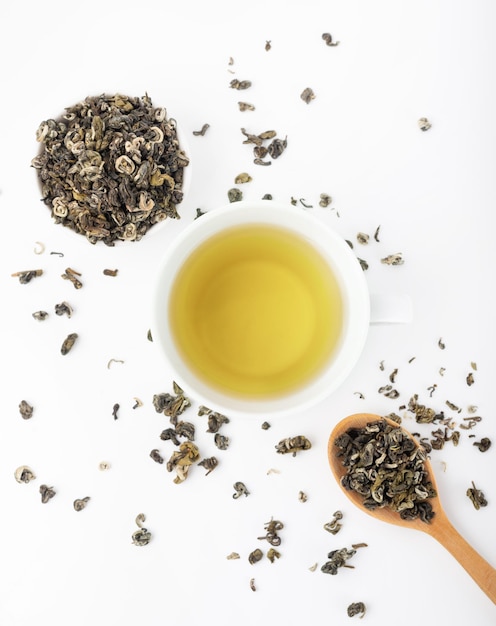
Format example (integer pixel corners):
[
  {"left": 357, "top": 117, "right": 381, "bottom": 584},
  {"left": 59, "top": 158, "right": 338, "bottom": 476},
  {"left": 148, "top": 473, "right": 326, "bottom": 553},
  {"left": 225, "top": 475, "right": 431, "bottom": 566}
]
[
  {"left": 32, "top": 94, "right": 189, "bottom": 245},
  {"left": 334, "top": 419, "right": 437, "bottom": 523}
]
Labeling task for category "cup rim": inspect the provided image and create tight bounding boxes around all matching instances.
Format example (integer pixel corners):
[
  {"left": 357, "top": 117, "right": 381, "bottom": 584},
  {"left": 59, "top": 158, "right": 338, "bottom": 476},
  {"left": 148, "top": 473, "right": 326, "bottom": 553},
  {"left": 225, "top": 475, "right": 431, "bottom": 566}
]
[{"left": 151, "top": 199, "right": 370, "bottom": 418}]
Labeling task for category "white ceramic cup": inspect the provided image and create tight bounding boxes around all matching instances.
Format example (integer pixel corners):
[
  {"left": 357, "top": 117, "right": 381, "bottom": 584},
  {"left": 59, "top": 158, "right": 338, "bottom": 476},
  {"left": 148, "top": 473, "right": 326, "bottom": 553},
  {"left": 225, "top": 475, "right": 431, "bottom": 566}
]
[{"left": 152, "top": 200, "right": 407, "bottom": 418}]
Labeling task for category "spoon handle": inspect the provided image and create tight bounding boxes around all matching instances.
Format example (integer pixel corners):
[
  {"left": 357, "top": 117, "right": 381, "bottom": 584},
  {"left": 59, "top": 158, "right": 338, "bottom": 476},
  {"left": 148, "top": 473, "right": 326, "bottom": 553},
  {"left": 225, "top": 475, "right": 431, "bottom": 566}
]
[{"left": 429, "top": 514, "right": 496, "bottom": 604}]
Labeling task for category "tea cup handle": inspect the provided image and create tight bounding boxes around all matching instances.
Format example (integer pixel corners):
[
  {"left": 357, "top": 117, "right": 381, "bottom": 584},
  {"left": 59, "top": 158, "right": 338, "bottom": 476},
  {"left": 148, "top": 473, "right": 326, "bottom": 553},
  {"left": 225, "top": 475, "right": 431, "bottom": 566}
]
[{"left": 370, "top": 294, "right": 413, "bottom": 325}]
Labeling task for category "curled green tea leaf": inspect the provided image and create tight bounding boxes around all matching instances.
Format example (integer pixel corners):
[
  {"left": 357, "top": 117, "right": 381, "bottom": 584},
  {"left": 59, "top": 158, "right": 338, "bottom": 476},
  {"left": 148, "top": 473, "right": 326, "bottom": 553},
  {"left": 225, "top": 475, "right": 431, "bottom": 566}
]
[
  {"left": 467, "top": 481, "right": 488, "bottom": 510},
  {"left": 40, "top": 484, "right": 56, "bottom": 503},
  {"left": 61, "top": 333, "right": 78, "bottom": 355},
  {"left": 347, "top": 602, "right": 366, "bottom": 618},
  {"left": 11, "top": 269, "right": 43, "bottom": 284},
  {"left": 321, "top": 547, "right": 356, "bottom": 575},
  {"left": 248, "top": 548, "right": 263, "bottom": 564},
  {"left": 73, "top": 497, "right": 90, "bottom": 511},
  {"left": 19, "top": 400, "right": 33, "bottom": 420},
  {"left": 14, "top": 466, "right": 36, "bottom": 483},
  {"left": 275, "top": 436, "right": 311, "bottom": 456}
]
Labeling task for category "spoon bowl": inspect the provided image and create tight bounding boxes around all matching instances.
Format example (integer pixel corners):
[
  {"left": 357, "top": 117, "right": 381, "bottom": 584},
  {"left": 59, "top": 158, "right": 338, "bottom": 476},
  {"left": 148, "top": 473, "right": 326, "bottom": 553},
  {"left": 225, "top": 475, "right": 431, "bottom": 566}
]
[{"left": 328, "top": 413, "right": 496, "bottom": 604}]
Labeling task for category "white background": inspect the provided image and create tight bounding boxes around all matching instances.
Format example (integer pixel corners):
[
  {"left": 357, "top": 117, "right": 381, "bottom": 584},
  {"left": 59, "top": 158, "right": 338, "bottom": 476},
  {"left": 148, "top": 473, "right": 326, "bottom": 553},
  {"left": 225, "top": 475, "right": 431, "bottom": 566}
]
[{"left": 1, "top": 1, "right": 495, "bottom": 624}]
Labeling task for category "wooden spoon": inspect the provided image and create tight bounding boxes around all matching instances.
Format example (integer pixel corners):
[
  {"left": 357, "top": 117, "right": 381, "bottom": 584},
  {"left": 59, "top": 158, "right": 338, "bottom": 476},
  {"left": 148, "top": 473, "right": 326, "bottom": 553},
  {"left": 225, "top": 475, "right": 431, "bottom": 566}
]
[{"left": 328, "top": 413, "right": 496, "bottom": 604}]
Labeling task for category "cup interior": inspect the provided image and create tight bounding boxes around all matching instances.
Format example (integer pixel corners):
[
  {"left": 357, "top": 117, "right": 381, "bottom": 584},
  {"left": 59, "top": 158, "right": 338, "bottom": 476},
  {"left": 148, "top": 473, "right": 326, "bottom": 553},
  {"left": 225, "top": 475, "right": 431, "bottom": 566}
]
[{"left": 152, "top": 200, "right": 370, "bottom": 417}]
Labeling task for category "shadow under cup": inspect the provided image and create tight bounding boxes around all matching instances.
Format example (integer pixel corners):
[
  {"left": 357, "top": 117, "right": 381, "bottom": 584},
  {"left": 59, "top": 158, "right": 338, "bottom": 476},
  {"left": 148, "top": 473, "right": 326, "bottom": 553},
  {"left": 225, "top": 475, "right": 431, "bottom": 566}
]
[{"left": 152, "top": 201, "right": 370, "bottom": 417}]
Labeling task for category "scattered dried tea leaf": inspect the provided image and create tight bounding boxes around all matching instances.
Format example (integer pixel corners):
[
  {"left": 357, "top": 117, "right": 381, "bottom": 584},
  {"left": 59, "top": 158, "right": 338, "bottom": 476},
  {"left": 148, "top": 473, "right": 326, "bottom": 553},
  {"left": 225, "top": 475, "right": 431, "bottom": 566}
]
[
  {"left": 228, "top": 187, "right": 243, "bottom": 202},
  {"left": 166, "top": 441, "right": 200, "bottom": 484},
  {"left": 12, "top": 269, "right": 43, "bottom": 284},
  {"left": 233, "top": 481, "right": 250, "bottom": 498},
  {"left": 40, "top": 484, "right": 56, "bottom": 503},
  {"left": 460, "top": 416, "right": 482, "bottom": 430},
  {"left": 347, "top": 602, "right": 366, "bottom": 618},
  {"left": 408, "top": 394, "right": 439, "bottom": 423},
  {"left": 418, "top": 117, "right": 432, "bottom": 131},
  {"left": 446, "top": 400, "right": 461, "bottom": 413},
  {"left": 153, "top": 383, "right": 190, "bottom": 421},
  {"left": 381, "top": 253, "right": 404, "bottom": 265},
  {"left": 198, "top": 456, "right": 218, "bottom": 476},
  {"left": 473, "top": 438, "right": 491, "bottom": 452},
  {"left": 248, "top": 548, "right": 264, "bottom": 564},
  {"left": 267, "top": 548, "right": 281, "bottom": 563},
  {"left": 384, "top": 412, "right": 402, "bottom": 424},
  {"left": 192, "top": 123, "right": 210, "bottom": 136},
  {"left": 466, "top": 481, "right": 487, "bottom": 510},
  {"left": 268, "top": 137, "right": 287, "bottom": 159},
  {"left": 275, "top": 435, "right": 311, "bottom": 456},
  {"left": 14, "top": 466, "right": 36, "bottom": 483},
  {"left": 298, "top": 490, "right": 308, "bottom": 503},
  {"left": 149, "top": 449, "right": 164, "bottom": 464},
  {"left": 131, "top": 514, "right": 152, "bottom": 546},
  {"left": 32, "top": 310, "right": 48, "bottom": 321},
  {"left": 19, "top": 400, "right": 34, "bottom": 420},
  {"left": 234, "top": 172, "right": 252, "bottom": 184},
  {"left": 258, "top": 519, "right": 284, "bottom": 546},
  {"left": 300, "top": 87, "right": 316, "bottom": 104},
  {"left": 322, "top": 32, "right": 339, "bottom": 46},
  {"left": 60, "top": 333, "right": 78, "bottom": 355},
  {"left": 230, "top": 79, "right": 252, "bottom": 90},
  {"left": 198, "top": 406, "right": 230, "bottom": 433},
  {"left": 73, "top": 496, "right": 90, "bottom": 511},
  {"left": 238, "top": 101, "right": 255, "bottom": 111},
  {"left": 319, "top": 193, "right": 332, "bottom": 207},
  {"left": 430, "top": 427, "right": 460, "bottom": 450},
  {"left": 321, "top": 547, "right": 357, "bottom": 575},
  {"left": 378, "top": 384, "right": 399, "bottom": 399},
  {"left": 324, "top": 510, "right": 343, "bottom": 535},
  {"left": 427, "top": 384, "right": 437, "bottom": 397},
  {"left": 55, "top": 301, "right": 73, "bottom": 317},
  {"left": 214, "top": 433, "right": 230, "bottom": 450},
  {"left": 107, "top": 358, "right": 124, "bottom": 369},
  {"left": 61, "top": 267, "right": 83, "bottom": 289}
]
